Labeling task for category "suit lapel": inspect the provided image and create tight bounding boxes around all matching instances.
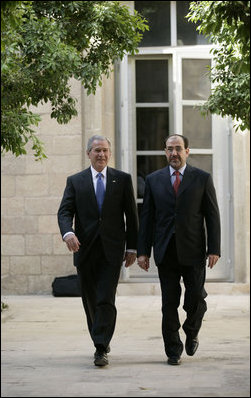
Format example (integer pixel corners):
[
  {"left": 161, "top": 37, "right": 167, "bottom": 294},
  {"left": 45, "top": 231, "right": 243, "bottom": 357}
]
[
  {"left": 161, "top": 164, "right": 196, "bottom": 197},
  {"left": 103, "top": 167, "right": 117, "bottom": 204},
  {"left": 177, "top": 164, "right": 195, "bottom": 197},
  {"left": 160, "top": 166, "right": 175, "bottom": 196},
  {"left": 80, "top": 167, "right": 98, "bottom": 208}
]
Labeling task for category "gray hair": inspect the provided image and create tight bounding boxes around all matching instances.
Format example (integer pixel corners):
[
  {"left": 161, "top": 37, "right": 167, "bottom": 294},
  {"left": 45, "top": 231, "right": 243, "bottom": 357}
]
[{"left": 86, "top": 135, "right": 112, "bottom": 153}]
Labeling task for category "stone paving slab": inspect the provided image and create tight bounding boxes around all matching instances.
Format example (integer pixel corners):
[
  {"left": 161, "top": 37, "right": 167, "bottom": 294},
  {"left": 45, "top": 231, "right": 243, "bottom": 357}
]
[{"left": 1, "top": 294, "right": 250, "bottom": 397}]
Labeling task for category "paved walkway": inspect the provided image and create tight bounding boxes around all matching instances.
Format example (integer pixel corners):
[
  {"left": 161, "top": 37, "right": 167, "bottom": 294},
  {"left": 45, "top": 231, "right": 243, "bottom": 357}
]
[{"left": 1, "top": 294, "right": 250, "bottom": 397}]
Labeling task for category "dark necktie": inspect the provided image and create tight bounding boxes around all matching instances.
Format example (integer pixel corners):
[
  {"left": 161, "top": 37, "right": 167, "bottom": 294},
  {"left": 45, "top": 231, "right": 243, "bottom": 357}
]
[
  {"left": 96, "top": 173, "right": 105, "bottom": 212},
  {"left": 173, "top": 171, "right": 181, "bottom": 195}
]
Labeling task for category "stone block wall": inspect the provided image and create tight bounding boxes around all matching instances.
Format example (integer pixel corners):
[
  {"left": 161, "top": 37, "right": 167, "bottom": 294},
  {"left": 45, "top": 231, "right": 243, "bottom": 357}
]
[{"left": 1, "top": 79, "right": 81, "bottom": 294}]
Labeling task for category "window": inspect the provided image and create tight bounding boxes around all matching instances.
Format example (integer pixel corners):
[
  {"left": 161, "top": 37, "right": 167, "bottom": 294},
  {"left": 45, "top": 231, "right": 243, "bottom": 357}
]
[
  {"left": 135, "top": 1, "right": 171, "bottom": 46},
  {"left": 135, "top": 1, "right": 209, "bottom": 47},
  {"left": 177, "top": 1, "right": 209, "bottom": 45}
]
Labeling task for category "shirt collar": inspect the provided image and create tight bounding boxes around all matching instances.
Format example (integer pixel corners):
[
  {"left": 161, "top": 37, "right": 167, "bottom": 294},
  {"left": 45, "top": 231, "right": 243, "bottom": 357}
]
[
  {"left": 169, "top": 164, "right": 187, "bottom": 176},
  {"left": 91, "top": 165, "right": 107, "bottom": 178}
]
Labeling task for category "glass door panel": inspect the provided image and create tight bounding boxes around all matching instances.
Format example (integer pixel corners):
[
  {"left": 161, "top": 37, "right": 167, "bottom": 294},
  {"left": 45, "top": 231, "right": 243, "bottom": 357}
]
[
  {"left": 130, "top": 56, "right": 171, "bottom": 279},
  {"left": 188, "top": 155, "right": 212, "bottom": 175},
  {"left": 182, "top": 59, "right": 211, "bottom": 100},
  {"left": 135, "top": 58, "right": 170, "bottom": 196},
  {"left": 137, "top": 155, "right": 167, "bottom": 198},
  {"left": 183, "top": 106, "right": 212, "bottom": 148},
  {"left": 136, "top": 59, "right": 169, "bottom": 102},
  {"left": 137, "top": 108, "right": 169, "bottom": 150}
]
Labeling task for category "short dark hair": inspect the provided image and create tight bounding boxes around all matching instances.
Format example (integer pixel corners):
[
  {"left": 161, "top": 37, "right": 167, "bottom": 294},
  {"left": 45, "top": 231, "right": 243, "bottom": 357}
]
[{"left": 165, "top": 134, "right": 189, "bottom": 149}]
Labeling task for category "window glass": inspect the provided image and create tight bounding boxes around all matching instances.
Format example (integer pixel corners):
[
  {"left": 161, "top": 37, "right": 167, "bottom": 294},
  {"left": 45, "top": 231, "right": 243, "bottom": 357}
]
[
  {"left": 136, "top": 60, "right": 169, "bottom": 103},
  {"left": 183, "top": 106, "right": 211, "bottom": 149},
  {"left": 137, "top": 155, "right": 167, "bottom": 197},
  {"left": 137, "top": 108, "right": 169, "bottom": 150},
  {"left": 177, "top": 1, "right": 209, "bottom": 45},
  {"left": 135, "top": 1, "right": 170, "bottom": 46},
  {"left": 188, "top": 155, "right": 212, "bottom": 174},
  {"left": 182, "top": 59, "right": 211, "bottom": 100}
]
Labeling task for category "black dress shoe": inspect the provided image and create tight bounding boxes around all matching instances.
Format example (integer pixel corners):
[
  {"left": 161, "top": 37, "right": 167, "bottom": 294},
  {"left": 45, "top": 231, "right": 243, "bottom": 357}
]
[
  {"left": 167, "top": 356, "right": 181, "bottom": 365},
  {"left": 94, "top": 351, "right": 109, "bottom": 366},
  {"left": 94, "top": 345, "right": 110, "bottom": 358},
  {"left": 185, "top": 336, "right": 199, "bottom": 356}
]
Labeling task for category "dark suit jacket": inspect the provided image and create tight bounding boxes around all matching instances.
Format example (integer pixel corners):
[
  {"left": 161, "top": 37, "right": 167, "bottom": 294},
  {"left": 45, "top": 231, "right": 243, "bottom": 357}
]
[
  {"left": 137, "top": 164, "right": 221, "bottom": 266},
  {"left": 58, "top": 166, "right": 139, "bottom": 267}
]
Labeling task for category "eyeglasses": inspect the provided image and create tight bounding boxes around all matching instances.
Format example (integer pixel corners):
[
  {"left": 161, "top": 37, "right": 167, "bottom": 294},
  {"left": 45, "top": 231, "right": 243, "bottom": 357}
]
[{"left": 165, "top": 146, "right": 185, "bottom": 153}]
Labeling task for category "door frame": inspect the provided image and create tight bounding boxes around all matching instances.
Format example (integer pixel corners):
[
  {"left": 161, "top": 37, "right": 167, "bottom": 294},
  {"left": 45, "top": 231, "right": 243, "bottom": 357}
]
[{"left": 115, "top": 46, "right": 234, "bottom": 282}]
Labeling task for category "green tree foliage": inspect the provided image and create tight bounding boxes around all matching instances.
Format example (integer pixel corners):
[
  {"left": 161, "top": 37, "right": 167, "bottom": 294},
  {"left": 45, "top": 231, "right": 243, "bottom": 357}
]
[
  {"left": 1, "top": 1, "right": 148, "bottom": 159},
  {"left": 187, "top": 1, "right": 250, "bottom": 132}
]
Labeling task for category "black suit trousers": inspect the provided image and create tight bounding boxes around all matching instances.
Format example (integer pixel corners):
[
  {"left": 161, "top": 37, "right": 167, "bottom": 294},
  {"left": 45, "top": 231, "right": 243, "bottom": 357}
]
[
  {"left": 77, "top": 237, "right": 121, "bottom": 351},
  {"left": 157, "top": 235, "right": 207, "bottom": 358}
]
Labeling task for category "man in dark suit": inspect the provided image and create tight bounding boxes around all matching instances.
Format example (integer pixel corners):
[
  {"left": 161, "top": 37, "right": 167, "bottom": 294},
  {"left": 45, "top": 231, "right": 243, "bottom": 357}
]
[
  {"left": 58, "top": 135, "right": 138, "bottom": 367},
  {"left": 137, "top": 134, "right": 221, "bottom": 366}
]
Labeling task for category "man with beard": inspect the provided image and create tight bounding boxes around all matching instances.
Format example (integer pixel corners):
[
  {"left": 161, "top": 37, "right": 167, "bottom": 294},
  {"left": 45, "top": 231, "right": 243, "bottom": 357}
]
[{"left": 137, "top": 134, "right": 221, "bottom": 366}]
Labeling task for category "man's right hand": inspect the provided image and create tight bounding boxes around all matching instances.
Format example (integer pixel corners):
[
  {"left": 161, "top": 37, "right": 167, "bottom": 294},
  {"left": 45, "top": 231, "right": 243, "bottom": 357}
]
[
  {"left": 137, "top": 255, "right": 150, "bottom": 272},
  {"left": 64, "top": 234, "right": 81, "bottom": 252}
]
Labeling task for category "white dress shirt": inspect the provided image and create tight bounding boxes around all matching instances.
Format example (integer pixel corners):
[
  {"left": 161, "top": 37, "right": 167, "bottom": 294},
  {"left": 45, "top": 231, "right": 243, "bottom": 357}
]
[
  {"left": 90, "top": 165, "right": 107, "bottom": 191},
  {"left": 169, "top": 164, "right": 187, "bottom": 185}
]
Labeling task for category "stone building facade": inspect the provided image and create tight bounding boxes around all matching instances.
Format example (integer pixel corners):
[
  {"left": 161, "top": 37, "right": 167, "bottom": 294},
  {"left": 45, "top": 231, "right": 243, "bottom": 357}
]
[{"left": 1, "top": 1, "right": 250, "bottom": 294}]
